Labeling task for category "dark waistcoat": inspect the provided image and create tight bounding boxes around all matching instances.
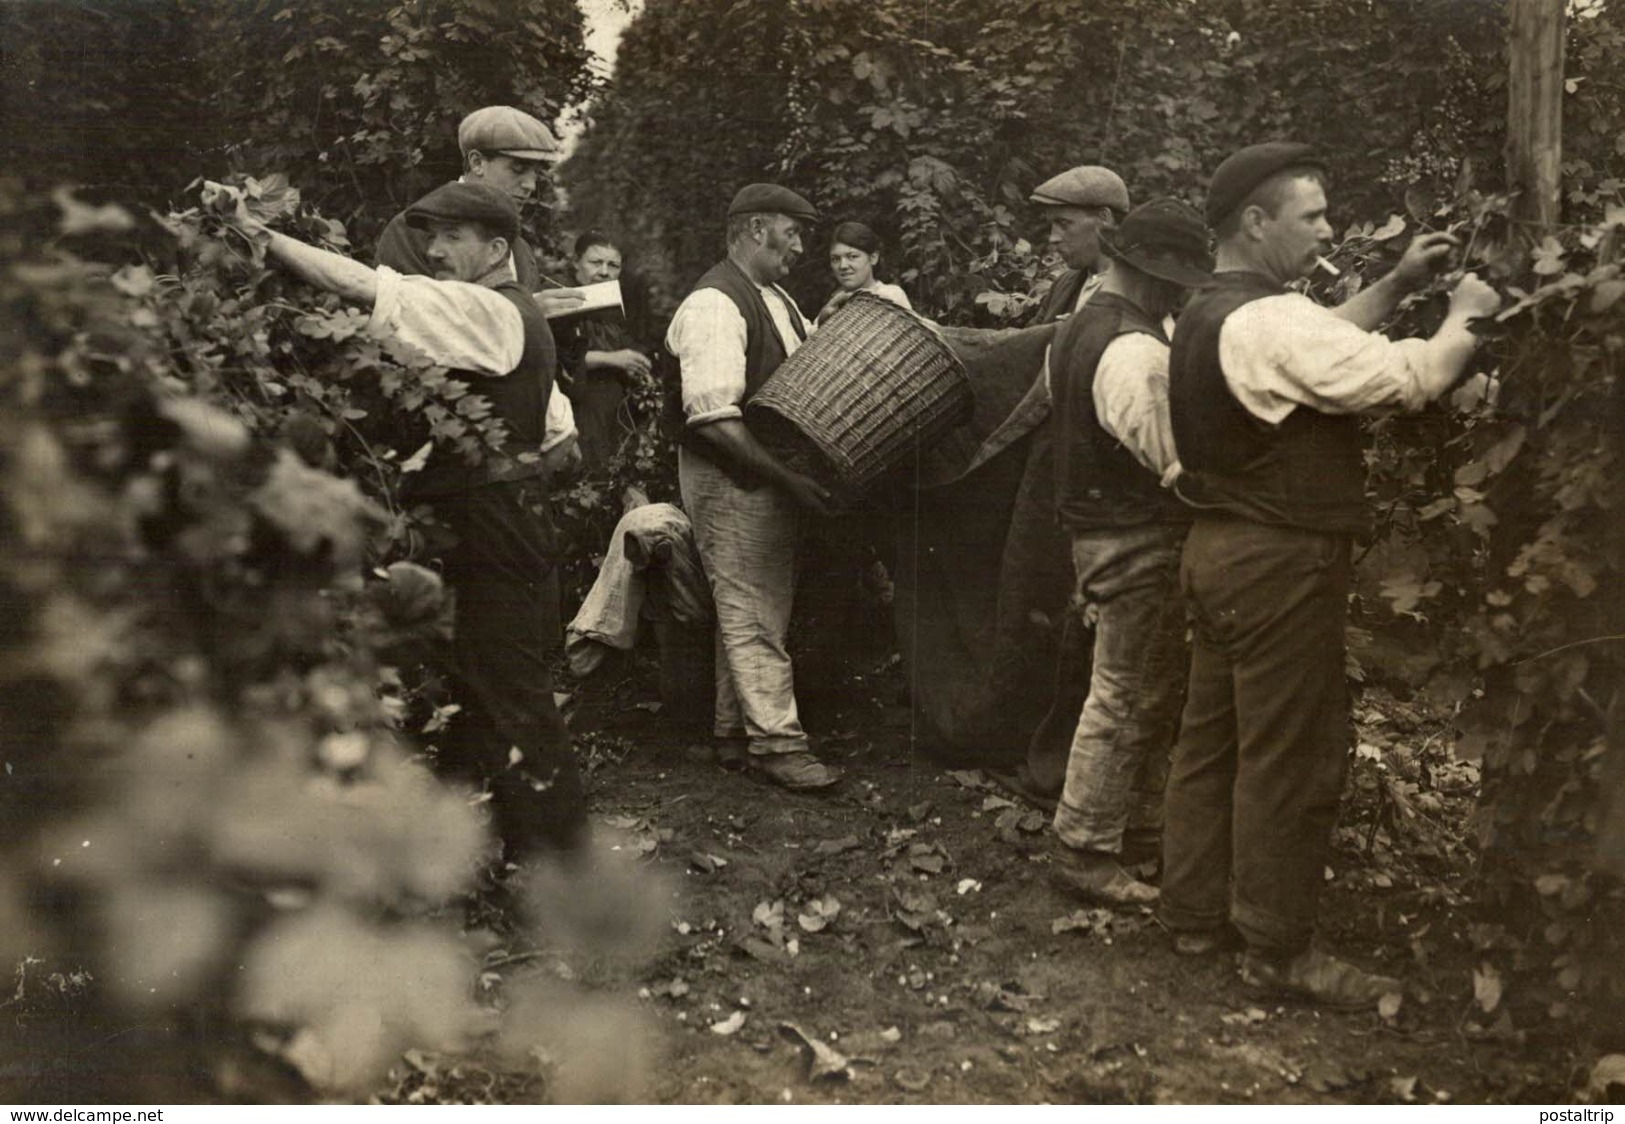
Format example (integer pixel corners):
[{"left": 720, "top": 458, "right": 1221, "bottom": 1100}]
[
  {"left": 666, "top": 258, "right": 806, "bottom": 486},
  {"left": 409, "top": 280, "right": 557, "bottom": 498},
  {"left": 1168, "top": 271, "right": 1368, "bottom": 534},
  {"left": 1051, "top": 291, "right": 1190, "bottom": 530}
]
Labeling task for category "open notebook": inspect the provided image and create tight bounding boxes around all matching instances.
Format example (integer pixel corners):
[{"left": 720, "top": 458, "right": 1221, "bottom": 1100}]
[{"left": 539, "top": 279, "right": 623, "bottom": 320}]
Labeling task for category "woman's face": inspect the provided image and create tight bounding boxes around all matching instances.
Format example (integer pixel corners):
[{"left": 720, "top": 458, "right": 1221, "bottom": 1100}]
[
  {"left": 574, "top": 243, "right": 623, "bottom": 285},
  {"left": 830, "top": 242, "right": 878, "bottom": 292}
]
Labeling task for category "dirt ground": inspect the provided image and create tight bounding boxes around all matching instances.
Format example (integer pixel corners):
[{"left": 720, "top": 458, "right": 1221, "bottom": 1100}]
[{"left": 440, "top": 654, "right": 1587, "bottom": 1107}]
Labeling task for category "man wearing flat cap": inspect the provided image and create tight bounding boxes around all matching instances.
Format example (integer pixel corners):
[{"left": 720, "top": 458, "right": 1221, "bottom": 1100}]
[
  {"left": 377, "top": 105, "right": 558, "bottom": 292},
  {"left": 991, "top": 163, "right": 1132, "bottom": 813},
  {"left": 377, "top": 104, "right": 580, "bottom": 472},
  {"left": 663, "top": 183, "right": 843, "bottom": 792},
  {"left": 1041, "top": 199, "right": 1212, "bottom": 907},
  {"left": 248, "top": 179, "right": 590, "bottom": 860},
  {"left": 1158, "top": 141, "right": 1500, "bottom": 1006},
  {"left": 1028, "top": 164, "right": 1132, "bottom": 324}
]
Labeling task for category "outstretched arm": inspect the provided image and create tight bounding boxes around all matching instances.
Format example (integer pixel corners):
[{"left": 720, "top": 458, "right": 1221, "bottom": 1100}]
[
  {"left": 1333, "top": 231, "right": 1458, "bottom": 330},
  {"left": 264, "top": 229, "right": 379, "bottom": 307}
]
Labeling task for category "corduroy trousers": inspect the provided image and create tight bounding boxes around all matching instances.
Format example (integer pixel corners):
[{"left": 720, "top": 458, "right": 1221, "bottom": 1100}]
[{"left": 1158, "top": 518, "right": 1353, "bottom": 955}]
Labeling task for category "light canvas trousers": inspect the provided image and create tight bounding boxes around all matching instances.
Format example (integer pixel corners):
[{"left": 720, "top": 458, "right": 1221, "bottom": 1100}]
[{"left": 679, "top": 448, "right": 808, "bottom": 756}]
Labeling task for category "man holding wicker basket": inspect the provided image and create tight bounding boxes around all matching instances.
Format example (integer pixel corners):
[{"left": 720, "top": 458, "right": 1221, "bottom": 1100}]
[{"left": 663, "top": 184, "right": 843, "bottom": 792}]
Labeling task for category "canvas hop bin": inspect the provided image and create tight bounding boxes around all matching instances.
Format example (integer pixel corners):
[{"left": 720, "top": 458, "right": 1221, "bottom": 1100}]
[{"left": 745, "top": 292, "right": 972, "bottom": 494}]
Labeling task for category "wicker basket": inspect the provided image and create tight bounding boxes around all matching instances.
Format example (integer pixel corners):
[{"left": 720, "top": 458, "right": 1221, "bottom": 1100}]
[{"left": 745, "top": 292, "right": 971, "bottom": 491}]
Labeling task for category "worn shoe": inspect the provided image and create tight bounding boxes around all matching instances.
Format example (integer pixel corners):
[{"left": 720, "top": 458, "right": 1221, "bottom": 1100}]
[
  {"left": 1050, "top": 844, "right": 1160, "bottom": 906},
  {"left": 751, "top": 750, "right": 843, "bottom": 791},
  {"left": 1240, "top": 947, "right": 1401, "bottom": 1011}
]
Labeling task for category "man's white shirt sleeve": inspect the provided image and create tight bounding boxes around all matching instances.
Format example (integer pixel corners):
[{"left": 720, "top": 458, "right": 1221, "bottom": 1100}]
[
  {"left": 665, "top": 285, "right": 808, "bottom": 428},
  {"left": 1217, "top": 292, "right": 1432, "bottom": 424},
  {"left": 666, "top": 288, "right": 749, "bottom": 427},
  {"left": 541, "top": 384, "right": 576, "bottom": 452},
  {"left": 1093, "top": 332, "right": 1180, "bottom": 482},
  {"left": 368, "top": 265, "right": 526, "bottom": 376}
]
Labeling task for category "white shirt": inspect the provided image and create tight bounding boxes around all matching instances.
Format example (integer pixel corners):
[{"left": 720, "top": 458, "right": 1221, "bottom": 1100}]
[
  {"left": 1039, "top": 276, "right": 1103, "bottom": 396},
  {"left": 861, "top": 280, "right": 913, "bottom": 310},
  {"left": 1218, "top": 292, "right": 1431, "bottom": 423},
  {"left": 1093, "top": 332, "right": 1180, "bottom": 485},
  {"left": 665, "top": 282, "right": 810, "bottom": 426},
  {"left": 368, "top": 264, "right": 576, "bottom": 451}
]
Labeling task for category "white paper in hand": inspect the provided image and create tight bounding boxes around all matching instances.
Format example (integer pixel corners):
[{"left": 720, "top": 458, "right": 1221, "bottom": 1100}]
[{"left": 542, "top": 279, "right": 623, "bottom": 320}]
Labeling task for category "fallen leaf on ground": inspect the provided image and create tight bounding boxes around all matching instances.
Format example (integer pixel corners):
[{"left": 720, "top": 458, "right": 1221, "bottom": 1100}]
[
  {"left": 1378, "top": 991, "right": 1403, "bottom": 1020},
  {"left": 710, "top": 1011, "right": 747, "bottom": 1035},
  {"left": 732, "top": 935, "right": 783, "bottom": 963},
  {"left": 907, "top": 801, "right": 933, "bottom": 822},
  {"left": 946, "top": 770, "right": 986, "bottom": 790},
  {"left": 779, "top": 1022, "right": 853, "bottom": 1081},
  {"left": 894, "top": 1068, "right": 931, "bottom": 1092},
  {"left": 1303, "top": 1059, "right": 1356, "bottom": 1093},
  {"left": 981, "top": 795, "right": 1017, "bottom": 812},
  {"left": 1051, "top": 908, "right": 1114, "bottom": 936},
  {"left": 977, "top": 981, "right": 1043, "bottom": 1012},
  {"left": 1025, "top": 1017, "right": 1061, "bottom": 1034},
  {"left": 956, "top": 879, "right": 981, "bottom": 895},
  {"left": 815, "top": 835, "right": 862, "bottom": 855},
  {"left": 753, "top": 899, "right": 785, "bottom": 931},
  {"left": 1390, "top": 1074, "right": 1418, "bottom": 1102},
  {"left": 688, "top": 851, "right": 727, "bottom": 873},
  {"left": 797, "top": 896, "right": 842, "bottom": 932}
]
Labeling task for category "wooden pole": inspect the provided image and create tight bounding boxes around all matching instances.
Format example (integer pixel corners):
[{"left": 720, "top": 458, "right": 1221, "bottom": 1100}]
[{"left": 1506, "top": 0, "right": 1566, "bottom": 233}]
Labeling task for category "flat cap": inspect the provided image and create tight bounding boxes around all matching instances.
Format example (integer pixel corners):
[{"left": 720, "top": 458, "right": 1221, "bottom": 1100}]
[
  {"left": 457, "top": 105, "right": 559, "bottom": 159},
  {"left": 404, "top": 181, "right": 520, "bottom": 245},
  {"left": 728, "top": 183, "right": 819, "bottom": 224},
  {"left": 1028, "top": 166, "right": 1131, "bottom": 213},
  {"left": 1206, "top": 141, "right": 1326, "bottom": 227},
  {"left": 1100, "top": 198, "right": 1214, "bottom": 288}
]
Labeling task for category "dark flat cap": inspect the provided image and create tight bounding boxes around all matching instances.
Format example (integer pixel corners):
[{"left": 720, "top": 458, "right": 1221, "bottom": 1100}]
[
  {"left": 1100, "top": 198, "right": 1214, "bottom": 288},
  {"left": 1029, "top": 165, "right": 1131, "bottom": 214},
  {"left": 728, "top": 183, "right": 819, "bottom": 224},
  {"left": 458, "top": 105, "right": 559, "bottom": 159},
  {"left": 404, "top": 181, "right": 520, "bottom": 245},
  {"left": 1206, "top": 142, "right": 1326, "bottom": 227}
]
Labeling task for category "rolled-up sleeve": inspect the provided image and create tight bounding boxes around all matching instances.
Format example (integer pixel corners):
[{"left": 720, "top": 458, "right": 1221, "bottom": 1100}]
[
  {"left": 540, "top": 383, "right": 577, "bottom": 453},
  {"left": 1218, "top": 293, "right": 1431, "bottom": 425},
  {"left": 1093, "top": 332, "right": 1178, "bottom": 479},
  {"left": 368, "top": 265, "right": 525, "bottom": 376},
  {"left": 665, "top": 288, "right": 748, "bottom": 427}
]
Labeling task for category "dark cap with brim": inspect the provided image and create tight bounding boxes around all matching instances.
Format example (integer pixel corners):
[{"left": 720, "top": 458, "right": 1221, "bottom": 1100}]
[
  {"left": 1100, "top": 198, "right": 1214, "bottom": 288},
  {"left": 1206, "top": 141, "right": 1326, "bottom": 227},
  {"left": 404, "top": 181, "right": 520, "bottom": 246},
  {"left": 728, "top": 183, "right": 819, "bottom": 224}
]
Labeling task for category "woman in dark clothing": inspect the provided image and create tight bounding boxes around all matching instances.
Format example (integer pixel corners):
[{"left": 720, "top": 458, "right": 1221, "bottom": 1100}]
[{"left": 553, "top": 231, "right": 652, "bottom": 472}]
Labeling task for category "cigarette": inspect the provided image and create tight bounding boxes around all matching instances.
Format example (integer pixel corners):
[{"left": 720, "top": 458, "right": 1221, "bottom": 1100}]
[{"left": 1315, "top": 255, "right": 1342, "bottom": 277}]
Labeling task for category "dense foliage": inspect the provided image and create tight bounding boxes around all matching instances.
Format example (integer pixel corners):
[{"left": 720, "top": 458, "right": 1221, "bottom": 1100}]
[
  {"left": 1, "top": 0, "right": 592, "bottom": 251},
  {"left": 563, "top": 0, "right": 1505, "bottom": 320},
  {"left": 4, "top": 0, "right": 1625, "bottom": 1096},
  {"left": 0, "top": 172, "right": 667, "bottom": 1099}
]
